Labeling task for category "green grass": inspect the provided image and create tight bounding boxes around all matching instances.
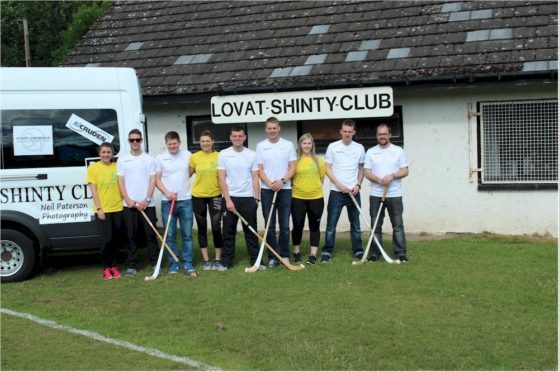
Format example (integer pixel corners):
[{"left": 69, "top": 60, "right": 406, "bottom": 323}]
[{"left": 1, "top": 234, "right": 557, "bottom": 370}]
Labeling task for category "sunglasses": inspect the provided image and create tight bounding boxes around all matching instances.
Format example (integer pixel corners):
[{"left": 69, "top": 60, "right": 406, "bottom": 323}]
[{"left": 128, "top": 138, "right": 142, "bottom": 143}]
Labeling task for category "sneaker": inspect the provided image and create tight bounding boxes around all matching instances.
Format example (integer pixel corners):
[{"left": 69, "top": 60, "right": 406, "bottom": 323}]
[
  {"left": 212, "top": 260, "right": 224, "bottom": 271},
  {"left": 258, "top": 265, "right": 267, "bottom": 271},
  {"left": 186, "top": 269, "right": 198, "bottom": 277},
  {"left": 293, "top": 252, "right": 301, "bottom": 263},
  {"left": 217, "top": 265, "right": 229, "bottom": 272},
  {"left": 110, "top": 267, "right": 121, "bottom": 279},
  {"left": 103, "top": 268, "right": 113, "bottom": 280},
  {"left": 306, "top": 255, "right": 317, "bottom": 265},
  {"left": 125, "top": 268, "right": 137, "bottom": 277},
  {"left": 354, "top": 251, "right": 364, "bottom": 260},
  {"left": 368, "top": 255, "right": 379, "bottom": 262},
  {"left": 321, "top": 255, "right": 331, "bottom": 264},
  {"left": 184, "top": 264, "right": 195, "bottom": 272},
  {"left": 169, "top": 263, "right": 179, "bottom": 274},
  {"left": 282, "top": 257, "right": 290, "bottom": 264},
  {"left": 399, "top": 255, "right": 408, "bottom": 262},
  {"left": 202, "top": 261, "right": 212, "bottom": 271},
  {"left": 267, "top": 258, "right": 279, "bottom": 268}
]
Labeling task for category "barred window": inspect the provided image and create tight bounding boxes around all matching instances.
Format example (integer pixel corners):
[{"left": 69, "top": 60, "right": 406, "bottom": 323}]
[{"left": 480, "top": 99, "right": 558, "bottom": 185}]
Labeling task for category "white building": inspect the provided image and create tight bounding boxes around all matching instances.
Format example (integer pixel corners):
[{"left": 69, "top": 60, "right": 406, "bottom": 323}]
[{"left": 66, "top": 1, "right": 558, "bottom": 236}]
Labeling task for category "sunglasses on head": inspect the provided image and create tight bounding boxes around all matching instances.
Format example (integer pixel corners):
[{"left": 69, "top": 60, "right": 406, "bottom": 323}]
[{"left": 128, "top": 138, "right": 142, "bottom": 143}]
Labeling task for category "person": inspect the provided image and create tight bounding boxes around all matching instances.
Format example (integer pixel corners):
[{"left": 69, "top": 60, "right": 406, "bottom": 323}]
[
  {"left": 217, "top": 126, "right": 261, "bottom": 270},
  {"left": 155, "top": 131, "right": 196, "bottom": 275},
  {"left": 321, "top": 119, "right": 365, "bottom": 263},
  {"left": 87, "top": 142, "right": 123, "bottom": 280},
  {"left": 117, "top": 129, "right": 159, "bottom": 277},
  {"left": 364, "top": 123, "right": 409, "bottom": 262},
  {"left": 291, "top": 133, "right": 326, "bottom": 265},
  {"left": 255, "top": 116, "right": 296, "bottom": 268},
  {"left": 189, "top": 130, "right": 224, "bottom": 271}
]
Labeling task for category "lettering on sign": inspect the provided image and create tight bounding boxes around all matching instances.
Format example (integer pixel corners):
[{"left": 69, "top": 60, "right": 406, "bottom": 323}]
[
  {"left": 65, "top": 114, "right": 114, "bottom": 145},
  {"left": 211, "top": 87, "right": 393, "bottom": 124}
]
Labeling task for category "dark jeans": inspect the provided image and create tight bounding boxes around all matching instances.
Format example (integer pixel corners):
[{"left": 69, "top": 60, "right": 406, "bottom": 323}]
[
  {"left": 291, "top": 197, "right": 324, "bottom": 247},
  {"left": 322, "top": 191, "right": 363, "bottom": 258},
  {"left": 97, "top": 211, "right": 123, "bottom": 268},
  {"left": 369, "top": 195, "right": 407, "bottom": 257},
  {"left": 222, "top": 197, "right": 259, "bottom": 268},
  {"left": 193, "top": 196, "right": 223, "bottom": 248},
  {"left": 261, "top": 188, "right": 292, "bottom": 259},
  {"left": 122, "top": 206, "right": 159, "bottom": 269}
]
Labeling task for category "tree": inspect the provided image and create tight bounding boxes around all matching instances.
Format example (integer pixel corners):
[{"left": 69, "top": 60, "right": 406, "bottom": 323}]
[{"left": 0, "top": 1, "right": 111, "bottom": 67}]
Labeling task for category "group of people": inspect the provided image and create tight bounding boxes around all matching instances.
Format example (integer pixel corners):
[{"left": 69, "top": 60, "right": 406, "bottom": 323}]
[{"left": 87, "top": 117, "right": 409, "bottom": 280}]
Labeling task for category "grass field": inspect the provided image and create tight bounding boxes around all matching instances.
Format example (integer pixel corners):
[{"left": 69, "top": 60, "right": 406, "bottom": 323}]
[{"left": 1, "top": 234, "right": 557, "bottom": 370}]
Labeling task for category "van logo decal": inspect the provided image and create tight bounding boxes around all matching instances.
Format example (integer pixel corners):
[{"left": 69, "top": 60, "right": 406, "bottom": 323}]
[{"left": 65, "top": 114, "right": 114, "bottom": 145}]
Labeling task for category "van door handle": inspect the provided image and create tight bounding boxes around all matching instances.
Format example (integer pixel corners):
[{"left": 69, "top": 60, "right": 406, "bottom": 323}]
[{"left": 0, "top": 173, "right": 48, "bottom": 181}]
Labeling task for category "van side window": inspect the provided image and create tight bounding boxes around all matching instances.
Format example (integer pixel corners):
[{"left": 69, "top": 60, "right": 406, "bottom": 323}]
[{"left": 1, "top": 109, "right": 120, "bottom": 169}]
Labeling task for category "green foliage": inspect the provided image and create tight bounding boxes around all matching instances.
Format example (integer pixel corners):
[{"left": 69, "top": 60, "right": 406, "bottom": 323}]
[
  {"left": 0, "top": 1, "right": 111, "bottom": 67},
  {"left": 1, "top": 235, "right": 557, "bottom": 370}
]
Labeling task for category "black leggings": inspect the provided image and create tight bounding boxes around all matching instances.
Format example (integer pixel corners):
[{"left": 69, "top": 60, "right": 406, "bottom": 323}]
[
  {"left": 192, "top": 196, "right": 223, "bottom": 248},
  {"left": 291, "top": 197, "right": 324, "bottom": 247}
]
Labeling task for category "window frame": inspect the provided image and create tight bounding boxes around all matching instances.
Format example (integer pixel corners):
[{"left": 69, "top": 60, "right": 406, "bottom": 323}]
[
  {"left": 296, "top": 106, "right": 404, "bottom": 153},
  {"left": 476, "top": 99, "right": 558, "bottom": 191},
  {"left": 186, "top": 115, "right": 248, "bottom": 151}
]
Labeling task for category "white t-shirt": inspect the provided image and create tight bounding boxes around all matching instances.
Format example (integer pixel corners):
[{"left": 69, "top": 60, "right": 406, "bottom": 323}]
[
  {"left": 364, "top": 143, "right": 409, "bottom": 197},
  {"left": 255, "top": 137, "right": 297, "bottom": 190},
  {"left": 218, "top": 147, "right": 258, "bottom": 197},
  {"left": 117, "top": 152, "right": 157, "bottom": 207},
  {"left": 324, "top": 140, "right": 365, "bottom": 192},
  {"left": 155, "top": 149, "right": 192, "bottom": 201}
]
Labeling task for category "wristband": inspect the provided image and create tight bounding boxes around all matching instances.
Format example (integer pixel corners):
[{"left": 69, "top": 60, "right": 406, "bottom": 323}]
[
  {"left": 96, "top": 208, "right": 102, "bottom": 211},
  {"left": 281, "top": 178, "right": 287, "bottom": 185},
  {"left": 255, "top": 198, "right": 260, "bottom": 203},
  {"left": 356, "top": 184, "right": 361, "bottom": 188}
]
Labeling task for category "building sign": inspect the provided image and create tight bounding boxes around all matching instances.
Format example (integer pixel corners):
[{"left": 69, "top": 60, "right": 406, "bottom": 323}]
[
  {"left": 65, "top": 114, "right": 114, "bottom": 145},
  {"left": 211, "top": 87, "right": 393, "bottom": 124}
]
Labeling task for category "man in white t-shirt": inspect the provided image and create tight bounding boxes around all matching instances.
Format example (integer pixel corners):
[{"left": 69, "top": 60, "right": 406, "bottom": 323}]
[
  {"left": 155, "top": 131, "right": 195, "bottom": 275},
  {"left": 364, "top": 123, "right": 409, "bottom": 262},
  {"left": 255, "top": 117, "right": 296, "bottom": 268},
  {"left": 217, "top": 126, "right": 262, "bottom": 270},
  {"left": 321, "top": 119, "right": 365, "bottom": 263},
  {"left": 117, "top": 129, "right": 158, "bottom": 277}
]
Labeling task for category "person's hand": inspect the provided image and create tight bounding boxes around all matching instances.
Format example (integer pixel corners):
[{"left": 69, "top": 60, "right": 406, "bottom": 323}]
[
  {"left": 97, "top": 209, "right": 106, "bottom": 220},
  {"left": 136, "top": 199, "right": 148, "bottom": 211},
  {"left": 351, "top": 185, "right": 360, "bottom": 195},
  {"left": 380, "top": 174, "right": 394, "bottom": 186},
  {"left": 125, "top": 197, "right": 136, "bottom": 208},
  {"left": 166, "top": 191, "right": 177, "bottom": 201},
  {"left": 271, "top": 180, "right": 283, "bottom": 192},
  {"left": 226, "top": 199, "right": 236, "bottom": 213}
]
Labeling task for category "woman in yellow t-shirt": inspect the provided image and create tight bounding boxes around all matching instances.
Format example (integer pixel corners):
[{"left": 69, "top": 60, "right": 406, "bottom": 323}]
[
  {"left": 189, "top": 130, "right": 224, "bottom": 270},
  {"left": 87, "top": 142, "right": 124, "bottom": 280},
  {"left": 291, "top": 133, "right": 326, "bottom": 265}
]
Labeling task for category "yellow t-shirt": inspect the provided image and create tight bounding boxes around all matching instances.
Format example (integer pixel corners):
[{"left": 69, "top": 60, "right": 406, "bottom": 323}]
[
  {"left": 87, "top": 161, "right": 123, "bottom": 213},
  {"left": 291, "top": 156, "right": 326, "bottom": 200},
  {"left": 190, "top": 150, "right": 221, "bottom": 198}
]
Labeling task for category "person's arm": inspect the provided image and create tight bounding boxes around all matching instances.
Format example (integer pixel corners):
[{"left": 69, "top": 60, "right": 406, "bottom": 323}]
[
  {"left": 118, "top": 175, "right": 136, "bottom": 208},
  {"left": 258, "top": 164, "right": 279, "bottom": 191},
  {"left": 380, "top": 166, "right": 409, "bottom": 185},
  {"left": 252, "top": 170, "right": 261, "bottom": 202},
  {"left": 283, "top": 160, "right": 296, "bottom": 182},
  {"left": 156, "top": 172, "right": 176, "bottom": 201},
  {"left": 189, "top": 166, "right": 195, "bottom": 177},
  {"left": 218, "top": 169, "right": 235, "bottom": 213},
  {"left": 351, "top": 164, "right": 364, "bottom": 196},
  {"left": 88, "top": 183, "right": 105, "bottom": 220},
  {"left": 325, "top": 163, "right": 350, "bottom": 193}
]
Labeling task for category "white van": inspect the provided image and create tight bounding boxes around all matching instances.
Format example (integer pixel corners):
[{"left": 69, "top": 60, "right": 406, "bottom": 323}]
[{"left": 0, "top": 67, "right": 146, "bottom": 282}]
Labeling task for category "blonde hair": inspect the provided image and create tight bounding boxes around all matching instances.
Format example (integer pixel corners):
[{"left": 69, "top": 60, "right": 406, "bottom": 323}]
[{"left": 297, "top": 133, "right": 320, "bottom": 169}]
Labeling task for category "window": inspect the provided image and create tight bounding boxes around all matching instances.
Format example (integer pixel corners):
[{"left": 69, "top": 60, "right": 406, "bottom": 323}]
[
  {"left": 186, "top": 116, "right": 247, "bottom": 151},
  {"left": 297, "top": 106, "right": 403, "bottom": 153},
  {"left": 479, "top": 99, "right": 557, "bottom": 188},
  {"left": 1, "top": 109, "right": 119, "bottom": 169}
]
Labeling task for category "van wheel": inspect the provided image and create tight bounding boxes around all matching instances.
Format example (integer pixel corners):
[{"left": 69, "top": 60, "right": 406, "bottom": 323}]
[{"left": 1, "top": 229, "right": 35, "bottom": 282}]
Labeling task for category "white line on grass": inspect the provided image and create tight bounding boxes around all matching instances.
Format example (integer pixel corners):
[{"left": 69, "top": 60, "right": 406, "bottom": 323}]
[{"left": 1, "top": 308, "right": 221, "bottom": 371}]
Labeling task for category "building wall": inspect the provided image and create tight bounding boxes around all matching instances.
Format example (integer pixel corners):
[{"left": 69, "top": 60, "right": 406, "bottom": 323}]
[{"left": 143, "top": 81, "right": 558, "bottom": 237}]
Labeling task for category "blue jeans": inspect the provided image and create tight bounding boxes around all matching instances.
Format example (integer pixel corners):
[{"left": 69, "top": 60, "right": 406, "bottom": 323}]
[
  {"left": 261, "top": 189, "right": 292, "bottom": 259},
  {"left": 369, "top": 196, "right": 407, "bottom": 257},
  {"left": 322, "top": 191, "right": 363, "bottom": 257},
  {"left": 161, "top": 199, "right": 194, "bottom": 269}
]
